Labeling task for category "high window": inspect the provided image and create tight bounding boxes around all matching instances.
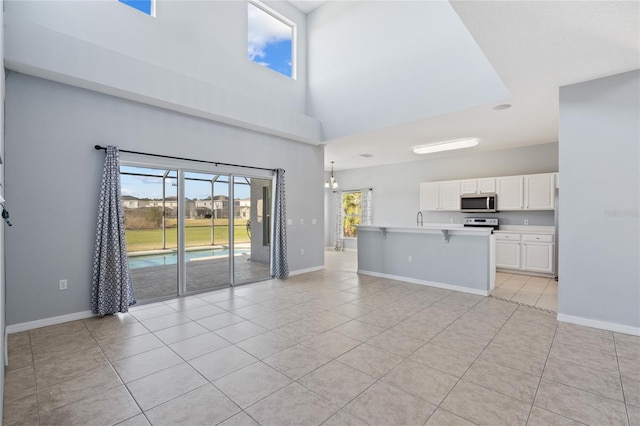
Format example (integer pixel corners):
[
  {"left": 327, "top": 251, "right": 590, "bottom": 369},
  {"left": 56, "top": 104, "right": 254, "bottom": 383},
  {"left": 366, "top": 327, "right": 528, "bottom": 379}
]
[
  {"left": 342, "top": 192, "right": 362, "bottom": 238},
  {"left": 118, "top": 0, "right": 154, "bottom": 16},
  {"left": 247, "top": 1, "right": 295, "bottom": 78}
]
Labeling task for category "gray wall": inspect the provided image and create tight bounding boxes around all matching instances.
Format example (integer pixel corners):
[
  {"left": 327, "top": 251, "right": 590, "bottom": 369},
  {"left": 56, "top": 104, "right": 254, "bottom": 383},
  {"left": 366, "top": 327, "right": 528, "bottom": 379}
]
[
  {"left": 326, "top": 143, "right": 558, "bottom": 248},
  {"left": 558, "top": 70, "right": 640, "bottom": 331},
  {"left": 4, "top": 73, "right": 325, "bottom": 326}
]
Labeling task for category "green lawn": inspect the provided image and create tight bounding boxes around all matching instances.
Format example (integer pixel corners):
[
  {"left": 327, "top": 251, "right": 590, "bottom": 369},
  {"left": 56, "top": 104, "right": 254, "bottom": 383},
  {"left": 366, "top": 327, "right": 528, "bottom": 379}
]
[{"left": 126, "top": 224, "right": 250, "bottom": 252}]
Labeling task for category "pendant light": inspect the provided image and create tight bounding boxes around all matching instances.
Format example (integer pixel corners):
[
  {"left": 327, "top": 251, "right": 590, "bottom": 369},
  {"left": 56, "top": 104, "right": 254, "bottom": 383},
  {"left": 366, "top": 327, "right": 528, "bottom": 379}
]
[{"left": 325, "top": 161, "right": 339, "bottom": 189}]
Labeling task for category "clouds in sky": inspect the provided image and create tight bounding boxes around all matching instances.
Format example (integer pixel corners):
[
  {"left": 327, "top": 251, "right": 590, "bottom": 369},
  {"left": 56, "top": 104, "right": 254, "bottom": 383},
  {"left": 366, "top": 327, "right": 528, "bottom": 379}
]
[{"left": 247, "top": 2, "right": 292, "bottom": 67}]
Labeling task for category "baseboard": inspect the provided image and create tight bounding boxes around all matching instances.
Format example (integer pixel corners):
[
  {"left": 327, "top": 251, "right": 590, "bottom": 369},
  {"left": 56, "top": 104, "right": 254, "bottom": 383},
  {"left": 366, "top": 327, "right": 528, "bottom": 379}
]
[
  {"left": 357, "top": 269, "right": 489, "bottom": 297},
  {"left": 557, "top": 313, "right": 640, "bottom": 336},
  {"left": 6, "top": 310, "right": 95, "bottom": 334},
  {"left": 288, "top": 265, "right": 325, "bottom": 276}
]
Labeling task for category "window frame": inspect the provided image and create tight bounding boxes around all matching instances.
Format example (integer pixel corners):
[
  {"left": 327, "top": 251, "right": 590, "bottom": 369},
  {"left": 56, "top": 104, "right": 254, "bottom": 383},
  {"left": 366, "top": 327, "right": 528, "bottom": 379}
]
[{"left": 247, "top": 0, "right": 297, "bottom": 79}]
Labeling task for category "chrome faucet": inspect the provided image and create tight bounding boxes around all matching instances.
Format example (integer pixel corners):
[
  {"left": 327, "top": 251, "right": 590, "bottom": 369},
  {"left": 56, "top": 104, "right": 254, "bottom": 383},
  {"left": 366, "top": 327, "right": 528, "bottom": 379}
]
[{"left": 416, "top": 211, "right": 423, "bottom": 227}]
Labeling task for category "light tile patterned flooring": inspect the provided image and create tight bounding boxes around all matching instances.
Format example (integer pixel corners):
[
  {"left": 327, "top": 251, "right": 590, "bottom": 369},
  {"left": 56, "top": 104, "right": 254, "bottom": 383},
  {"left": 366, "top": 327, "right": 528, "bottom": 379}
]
[
  {"left": 4, "top": 250, "right": 639, "bottom": 425},
  {"left": 492, "top": 272, "right": 559, "bottom": 312}
]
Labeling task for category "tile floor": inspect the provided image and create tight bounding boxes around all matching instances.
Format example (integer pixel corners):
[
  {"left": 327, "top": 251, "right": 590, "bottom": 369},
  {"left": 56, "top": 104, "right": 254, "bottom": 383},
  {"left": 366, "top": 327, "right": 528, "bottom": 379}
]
[
  {"left": 3, "top": 250, "right": 639, "bottom": 426},
  {"left": 492, "top": 272, "right": 558, "bottom": 312}
]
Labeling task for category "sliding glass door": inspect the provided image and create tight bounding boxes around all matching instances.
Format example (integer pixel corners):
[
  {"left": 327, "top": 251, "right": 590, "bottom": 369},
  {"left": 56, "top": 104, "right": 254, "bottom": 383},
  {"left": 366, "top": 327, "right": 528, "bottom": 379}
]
[
  {"left": 184, "top": 171, "right": 231, "bottom": 292},
  {"left": 233, "top": 176, "right": 272, "bottom": 285},
  {"left": 121, "top": 165, "right": 273, "bottom": 302},
  {"left": 121, "top": 166, "right": 179, "bottom": 300}
]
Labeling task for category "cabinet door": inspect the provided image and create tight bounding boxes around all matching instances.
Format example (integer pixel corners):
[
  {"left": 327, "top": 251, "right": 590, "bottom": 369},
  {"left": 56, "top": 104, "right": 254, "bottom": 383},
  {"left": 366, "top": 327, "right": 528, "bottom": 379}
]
[
  {"left": 496, "top": 240, "right": 521, "bottom": 269},
  {"left": 478, "top": 178, "right": 496, "bottom": 194},
  {"left": 525, "top": 173, "right": 555, "bottom": 210},
  {"left": 460, "top": 179, "right": 477, "bottom": 195},
  {"left": 497, "top": 176, "right": 524, "bottom": 210},
  {"left": 439, "top": 181, "right": 461, "bottom": 211},
  {"left": 420, "top": 182, "right": 439, "bottom": 211},
  {"left": 522, "top": 242, "right": 554, "bottom": 273}
]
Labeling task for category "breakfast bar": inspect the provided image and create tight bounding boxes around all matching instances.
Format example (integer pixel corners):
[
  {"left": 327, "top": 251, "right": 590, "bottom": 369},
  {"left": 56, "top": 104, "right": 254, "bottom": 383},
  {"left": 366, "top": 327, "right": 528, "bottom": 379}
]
[{"left": 357, "top": 224, "right": 496, "bottom": 296}]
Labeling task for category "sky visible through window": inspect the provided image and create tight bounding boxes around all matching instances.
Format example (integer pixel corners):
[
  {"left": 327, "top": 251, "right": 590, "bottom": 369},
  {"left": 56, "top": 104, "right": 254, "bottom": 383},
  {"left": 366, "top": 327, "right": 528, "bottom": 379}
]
[
  {"left": 247, "top": 2, "right": 293, "bottom": 78},
  {"left": 118, "top": 0, "right": 153, "bottom": 15}
]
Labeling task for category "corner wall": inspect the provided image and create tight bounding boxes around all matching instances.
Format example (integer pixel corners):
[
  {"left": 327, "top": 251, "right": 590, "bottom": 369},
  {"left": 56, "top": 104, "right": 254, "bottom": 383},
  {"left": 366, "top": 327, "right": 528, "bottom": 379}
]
[
  {"left": 558, "top": 70, "right": 640, "bottom": 334},
  {"left": 4, "top": 73, "right": 325, "bottom": 327}
]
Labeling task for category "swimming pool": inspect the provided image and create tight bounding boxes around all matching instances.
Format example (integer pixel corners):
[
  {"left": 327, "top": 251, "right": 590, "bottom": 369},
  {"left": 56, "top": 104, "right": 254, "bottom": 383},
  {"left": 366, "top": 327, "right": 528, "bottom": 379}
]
[{"left": 128, "top": 248, "right": 250, "bottom": 269}]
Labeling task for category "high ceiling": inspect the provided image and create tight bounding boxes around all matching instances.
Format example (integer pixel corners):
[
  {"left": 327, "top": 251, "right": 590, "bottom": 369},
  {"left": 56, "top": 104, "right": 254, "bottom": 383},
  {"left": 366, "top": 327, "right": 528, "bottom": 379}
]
[{"left": 290, "top": 1, "right": 640, "bottom": 171}]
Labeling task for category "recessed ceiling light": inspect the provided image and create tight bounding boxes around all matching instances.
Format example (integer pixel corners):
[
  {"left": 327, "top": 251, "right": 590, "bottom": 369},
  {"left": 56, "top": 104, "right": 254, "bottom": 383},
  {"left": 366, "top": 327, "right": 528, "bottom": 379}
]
[
  {"left": 413, "top": 138, "right": 479, "bottom": 155},
  {"left": 493, "top": 104, "right": 512, "bottom": 110},
  {"left": 360, "top": 153, "right": 374, "bottom": 158}
]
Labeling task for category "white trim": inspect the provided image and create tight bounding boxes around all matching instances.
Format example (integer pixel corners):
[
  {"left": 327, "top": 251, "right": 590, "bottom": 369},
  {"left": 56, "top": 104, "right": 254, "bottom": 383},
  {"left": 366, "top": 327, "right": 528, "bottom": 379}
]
[
  {"left": 557, "top": 313, "right": 640, "bottom": 336},
  {"left": 357, "top": 270, "right": 489, "bottom": 297},
  {"left": 288, "top": 265, "right": 324, "bottom": 276},
  {"left": 6, "top": 311, "right": 95, "bottom": 334}
]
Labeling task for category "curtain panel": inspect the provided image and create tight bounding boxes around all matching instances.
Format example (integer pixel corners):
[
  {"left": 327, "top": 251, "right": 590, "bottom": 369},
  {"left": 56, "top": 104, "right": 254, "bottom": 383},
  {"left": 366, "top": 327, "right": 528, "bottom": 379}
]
[
  {"left": 271, "top": 169, "right": 289, "bottom": 279},
  {"left": 361, "top": 188, "right": 373, "bottom": 225},
  {"left": 334, "top": 191, "right": 344, "bottom": 251},
  {"left": 91, "top": 146, "right": 136, "bottom": 315}
]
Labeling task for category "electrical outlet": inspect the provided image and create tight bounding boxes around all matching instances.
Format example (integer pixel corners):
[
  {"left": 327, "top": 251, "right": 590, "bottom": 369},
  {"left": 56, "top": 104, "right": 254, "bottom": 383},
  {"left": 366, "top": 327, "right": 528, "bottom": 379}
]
[
  {"left": 524, "top": 219, "right": 529, "bottom": 225},
  {"left": 300, "top": 248, "right": 305, "bottom": 255},
  {"left": 287, "top": 219, "right": 293, "bottom": 225},
  {"left": 59, "top": 279, "right": 68, "bottom": 290},
  {"left": 408, "top": 255, "right": 413, "bottom": 263},
  {"left": 312, "top": 218, "right": 317, "bottom": 225},
  {"left": 450, "top": 218, "right": 454, "bottom": 223},
  {"left": 300, "top": 218, "right": 304, "bottom": 225}
]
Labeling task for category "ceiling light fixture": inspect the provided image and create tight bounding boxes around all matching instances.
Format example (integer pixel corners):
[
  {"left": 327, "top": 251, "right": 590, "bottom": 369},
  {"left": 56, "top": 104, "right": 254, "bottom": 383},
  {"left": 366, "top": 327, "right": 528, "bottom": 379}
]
[
  {"left": 413, "top": 138, "right": 479, "bottom": 155},
  {"left": 324, "top": 161, "right": 339, "bottom": 189},
  {"left": 493, "top": 104, "right": 512, "bottom": 110}
]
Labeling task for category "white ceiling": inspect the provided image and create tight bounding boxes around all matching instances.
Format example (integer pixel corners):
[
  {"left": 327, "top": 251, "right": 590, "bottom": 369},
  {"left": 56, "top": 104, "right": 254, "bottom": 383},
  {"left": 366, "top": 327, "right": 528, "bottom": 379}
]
[{"left": 290, "top": 1, "right": 640, "bottom": 171}]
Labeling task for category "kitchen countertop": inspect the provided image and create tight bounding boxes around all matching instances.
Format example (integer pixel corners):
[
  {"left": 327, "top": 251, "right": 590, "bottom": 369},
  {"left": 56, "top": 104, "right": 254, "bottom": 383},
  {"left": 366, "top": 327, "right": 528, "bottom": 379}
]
[{"left": 494, "top": 225, "right": 555, "bottom": 234}]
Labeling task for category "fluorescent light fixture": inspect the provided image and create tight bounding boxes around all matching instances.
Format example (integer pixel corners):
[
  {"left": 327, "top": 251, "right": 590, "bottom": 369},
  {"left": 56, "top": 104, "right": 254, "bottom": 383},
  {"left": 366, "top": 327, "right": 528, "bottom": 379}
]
[{"left": 413, "top": 138, "right": 479, "bottom": 155}]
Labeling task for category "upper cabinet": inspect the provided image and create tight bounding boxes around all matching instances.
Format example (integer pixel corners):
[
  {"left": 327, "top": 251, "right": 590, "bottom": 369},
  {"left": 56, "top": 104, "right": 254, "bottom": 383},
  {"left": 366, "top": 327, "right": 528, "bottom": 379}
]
[
  {"left": 420, "top": 180, "right": 460, "bottom": 211},
  {"left": 460, "top": 178, "right": 496, "bottom": 195},
  {"left": 496, "top": 176, "right": 524, "bottom": 210},
  {"left": 421, "top": 173, "right": 557, "bottom": 212},
  {"left": 525, "top": 173, "right": 556, "bottom": 210}
]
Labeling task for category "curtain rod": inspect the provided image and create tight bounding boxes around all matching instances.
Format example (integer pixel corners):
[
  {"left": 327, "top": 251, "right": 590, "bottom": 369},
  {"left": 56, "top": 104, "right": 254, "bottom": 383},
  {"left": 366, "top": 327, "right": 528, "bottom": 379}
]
[
  {"left": 94, "top": 145, "right": 279, "bottom": 173},
  {"left": 333, "top": 188, "right": 373, "bottom": 193}
]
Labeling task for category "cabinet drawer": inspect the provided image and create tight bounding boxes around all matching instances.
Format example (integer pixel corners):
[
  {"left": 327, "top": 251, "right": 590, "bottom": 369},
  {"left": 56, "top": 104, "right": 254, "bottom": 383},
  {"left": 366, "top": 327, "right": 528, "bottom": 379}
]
[
  {"left": 495, "top": 233, "right": 520, "bottom": 241},
  {"left": 523, "top": 234, "right": 554, "bottom": 242}
]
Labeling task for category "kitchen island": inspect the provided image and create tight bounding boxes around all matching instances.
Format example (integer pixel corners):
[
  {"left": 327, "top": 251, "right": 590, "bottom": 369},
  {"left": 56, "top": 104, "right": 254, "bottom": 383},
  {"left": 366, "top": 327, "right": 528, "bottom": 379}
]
[{"left": 357, "top": 224, "right": 496, "bottom": 296}]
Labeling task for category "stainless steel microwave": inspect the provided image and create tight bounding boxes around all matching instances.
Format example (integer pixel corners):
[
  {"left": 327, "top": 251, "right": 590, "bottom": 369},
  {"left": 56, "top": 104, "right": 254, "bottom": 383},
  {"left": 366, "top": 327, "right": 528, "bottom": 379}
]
[{"left": 460, "top": 194, "right": 497, "bottom": 212}]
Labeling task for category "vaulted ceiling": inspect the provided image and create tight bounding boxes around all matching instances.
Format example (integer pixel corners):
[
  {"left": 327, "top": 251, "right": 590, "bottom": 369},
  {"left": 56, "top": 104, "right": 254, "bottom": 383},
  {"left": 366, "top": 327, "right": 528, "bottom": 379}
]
[{"left": 290, "top": 1, "right": 640, "bottom": 171}]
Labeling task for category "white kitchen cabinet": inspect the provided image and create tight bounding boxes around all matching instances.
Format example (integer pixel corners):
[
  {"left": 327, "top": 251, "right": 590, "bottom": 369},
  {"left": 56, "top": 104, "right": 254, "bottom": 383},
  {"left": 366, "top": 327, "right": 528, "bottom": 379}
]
[
  {"left": 495, "top": 233, "right": 521, "bottom": 269},
  {"left": 460, "top": 179, "right": 477, "bottom": 195},
  {"left": 495, "top": 231, "right": 555, "bottom": 274},
  {"left": 525, "top": 173, "right": 556, "bottom": 210},
  {"left": 522, "top": 234, "right": 555, "bottom": 273},
  {"left": 460, "top": 178, "right": 496, "bottom": 195},
  {"left": 420, "top": 181, "right": 460, "bottom": 211},
  {"left": 496, "top": 176, "right": 524, "bottom": 210}
]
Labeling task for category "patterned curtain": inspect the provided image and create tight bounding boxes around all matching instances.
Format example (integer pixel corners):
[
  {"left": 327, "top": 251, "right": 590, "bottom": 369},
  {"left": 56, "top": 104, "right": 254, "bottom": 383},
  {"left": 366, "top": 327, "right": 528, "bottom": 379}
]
[
  {"left": 271, "top": 169, "right": 289, "bottom": 279},
  {"left": 361, "top": 188, "right": 373, "bottom": 225},
  {"left": 91, "top": 146, "right": 136, "bottom": 315},
  {"left": 334, "top": 191, "right": 344, "bottom": 251}
]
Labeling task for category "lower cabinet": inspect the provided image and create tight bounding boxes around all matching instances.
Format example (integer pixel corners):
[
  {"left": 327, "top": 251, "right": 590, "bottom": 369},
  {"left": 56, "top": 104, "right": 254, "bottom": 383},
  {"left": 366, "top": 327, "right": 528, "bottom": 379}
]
[{"left": 495, "top": 232, "right": 555, "bottom": 274}]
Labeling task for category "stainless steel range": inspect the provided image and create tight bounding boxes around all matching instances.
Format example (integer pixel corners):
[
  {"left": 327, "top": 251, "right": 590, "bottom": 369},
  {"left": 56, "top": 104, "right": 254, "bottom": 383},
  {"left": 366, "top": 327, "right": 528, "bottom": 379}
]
[{"left": 463, "top": 217, "right": 499, "bottom": 231}]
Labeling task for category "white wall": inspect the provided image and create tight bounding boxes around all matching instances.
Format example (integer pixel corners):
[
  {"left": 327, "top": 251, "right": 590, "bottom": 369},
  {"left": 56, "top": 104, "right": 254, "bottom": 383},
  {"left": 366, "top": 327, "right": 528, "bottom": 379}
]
[
  {"left": 325, "top": 143, "right": 558, "bottom": 248},
  {"left": 558, "top": 70, "right": 639, "bottom": 334},
  {"left": 4, "top": 73, "right": 325, "bottom": 327},
  {"left": 307, "top": 1, "right": 509, "bottom": 140},
  {"left": 4, "top": 0, "right": 321, "bottom": 143}
]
